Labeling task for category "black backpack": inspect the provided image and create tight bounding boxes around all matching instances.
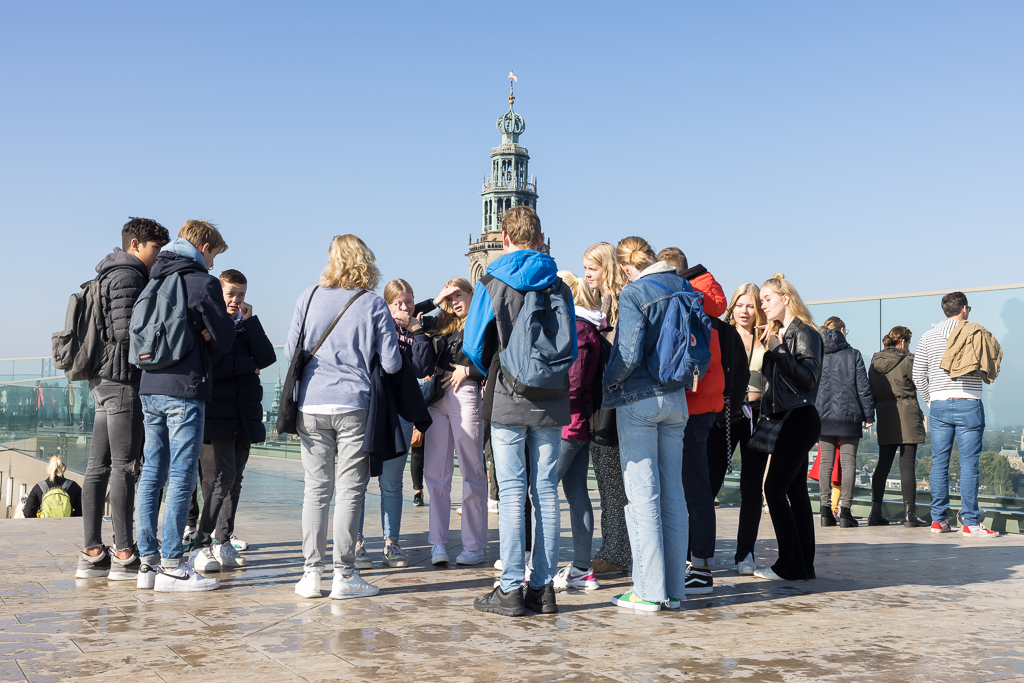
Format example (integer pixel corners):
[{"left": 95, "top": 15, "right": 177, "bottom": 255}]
[{"left": 51, "top": 277, "right": 108, "bottom": 382}]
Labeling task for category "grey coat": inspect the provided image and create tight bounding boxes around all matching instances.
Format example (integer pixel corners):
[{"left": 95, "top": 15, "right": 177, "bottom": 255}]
[{"left": 868, "top": 348, "right": 926, "bottom": 445}]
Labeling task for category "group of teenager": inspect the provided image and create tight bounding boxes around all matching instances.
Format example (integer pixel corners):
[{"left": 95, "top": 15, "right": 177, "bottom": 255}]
[{"left": 69, "top": 205, "right": 1003, "bottom": 611}]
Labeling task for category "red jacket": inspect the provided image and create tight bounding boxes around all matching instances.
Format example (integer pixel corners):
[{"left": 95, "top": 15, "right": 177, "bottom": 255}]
[
  {"left": 684, "top": 265, "right": 726, "bottom": 415},
  {"left": 563, "top": 315, "right": 604, "bottom": 441}
]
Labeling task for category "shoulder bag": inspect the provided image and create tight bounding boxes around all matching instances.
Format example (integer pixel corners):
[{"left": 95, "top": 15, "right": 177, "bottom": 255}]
[{"left": 748, "top": 410, "right": 792, "bottom": 454}]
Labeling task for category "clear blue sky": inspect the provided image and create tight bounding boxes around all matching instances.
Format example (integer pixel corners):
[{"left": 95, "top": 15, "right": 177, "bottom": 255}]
[{"left": 1, "top": 2, "right": 1021, "bottom": 357}]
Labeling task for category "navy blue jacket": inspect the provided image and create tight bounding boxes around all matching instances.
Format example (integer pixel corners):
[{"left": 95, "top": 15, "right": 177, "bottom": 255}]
[
  {"left": 364, "top": 355, "right": 432, "bottom": 477},
  {"left": 139, "top": 241, "right": 236, "bottom": 402},
  {"left": 204, "top": 315, "right": 277, "bottom": 443}
]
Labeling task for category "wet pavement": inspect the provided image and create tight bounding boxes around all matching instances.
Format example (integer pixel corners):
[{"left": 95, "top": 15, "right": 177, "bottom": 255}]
[{"left": 2, "top": 455, "right": 1024, "bottom": 682}]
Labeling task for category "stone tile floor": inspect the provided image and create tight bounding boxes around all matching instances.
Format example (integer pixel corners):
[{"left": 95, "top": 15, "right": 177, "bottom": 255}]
[{"left": 2, "top": 455, "right": 1024, "bottom": 682}]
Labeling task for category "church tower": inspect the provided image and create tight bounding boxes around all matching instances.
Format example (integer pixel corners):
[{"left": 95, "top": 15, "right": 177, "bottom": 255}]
[{"left": 467, "top": 75, "right": 549, "bottom": 282}]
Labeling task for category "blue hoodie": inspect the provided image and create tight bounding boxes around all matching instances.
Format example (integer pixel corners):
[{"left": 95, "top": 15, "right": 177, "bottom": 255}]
[{"left": 461, "top": 249, "right": 576, "bottom": 428}]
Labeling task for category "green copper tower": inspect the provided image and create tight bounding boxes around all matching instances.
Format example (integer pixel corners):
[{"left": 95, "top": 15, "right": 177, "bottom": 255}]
[{"left": 468, "top": 73, "right": 548, "bottom": 282}]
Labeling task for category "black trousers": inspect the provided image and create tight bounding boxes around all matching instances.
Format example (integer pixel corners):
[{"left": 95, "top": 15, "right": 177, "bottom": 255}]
[
  {"left": 410, "top": 443, "right": 425, "bottom": 491},
  {"left": 872, "top": 443, "right": 918, "bottom": 507},
  {"left": 763, "top": 405, "right": 820, "bottom": 581},
  {"left": 189, "top": 437, "right": 251, "bottom": 547}
]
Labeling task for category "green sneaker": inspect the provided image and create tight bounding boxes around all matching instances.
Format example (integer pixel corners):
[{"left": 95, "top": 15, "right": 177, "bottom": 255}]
[
  {"left": 611, "top": 589, "right": 661, "bottom": 612},
  {"left": 664, "top": 596, "right": 683, "bottom": 610}
]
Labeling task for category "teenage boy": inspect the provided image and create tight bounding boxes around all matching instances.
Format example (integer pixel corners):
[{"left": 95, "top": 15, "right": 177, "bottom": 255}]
[
  {"left": 77, "top": 218, "right": 170, "bottom": 580},
  {"left": 135, "top": 220, "right": 236, "bottom": 592},
  {"left": 190, "top": 269, "right": 277, "bottom": 571},
  {"left": 461, "top": 205, "right": 576, "bottom": 617},
  {"left": 658, "top": 246, "right": 728, "bottom": 595}
]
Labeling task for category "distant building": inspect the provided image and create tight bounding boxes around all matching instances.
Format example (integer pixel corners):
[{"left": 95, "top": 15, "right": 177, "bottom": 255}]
[{"left": 467, "top": 79, "right": 549, "bottom": 282}]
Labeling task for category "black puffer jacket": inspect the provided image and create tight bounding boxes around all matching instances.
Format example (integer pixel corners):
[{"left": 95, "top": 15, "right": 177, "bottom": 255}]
[
  {"left": 95, "top": 249, "right": 150, "bottom": 385},
  {"left": 203, "top": 315, "right": 277, "bottom": 443},
  {"left": 815, "top": 329, "right": 875, "bottom": 437},
  {"left": 714, "top": 319, "right": 751, "bottom": 426},
  {"left": 761, "top": 318, "right": 824, "bottom": 416}
]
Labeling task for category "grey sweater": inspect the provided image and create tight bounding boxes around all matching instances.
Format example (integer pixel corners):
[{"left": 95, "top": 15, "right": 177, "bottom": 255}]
[{"left": 284, "top": 286, "right": 402, "bottom": 413}]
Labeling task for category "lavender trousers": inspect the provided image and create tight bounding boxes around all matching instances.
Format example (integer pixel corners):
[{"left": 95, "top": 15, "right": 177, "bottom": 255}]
[{"left": 424, "top": 381, "right": 488, "bottom": 552}]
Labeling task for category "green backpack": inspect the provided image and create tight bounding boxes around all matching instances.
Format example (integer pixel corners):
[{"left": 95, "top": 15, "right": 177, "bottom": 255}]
[{"left": 37, "top": 479, "right": 73, "bottom": 518}]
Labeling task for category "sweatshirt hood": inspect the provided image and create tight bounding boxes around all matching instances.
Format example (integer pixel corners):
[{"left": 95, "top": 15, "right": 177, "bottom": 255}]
[
  {"left": 575, "top": 306, "right": 608, "bottom": 330},
  {"left": 822, "top": 328, "right": 851, "bottom": 354},
  {"left": 486, "top": 250, "right": 559, "bottom": 291},
  {"left": 871, "top": 348, "right": 907, "bottom": 374},
  {"left": 95, "top": 247, "right": 149, "bottom": 278},
  {"left": 150, "top": 238, "right": 208, "bottom": 278},
  {"left": 637, "top": 261, "right": 678, "bottom": 279}
]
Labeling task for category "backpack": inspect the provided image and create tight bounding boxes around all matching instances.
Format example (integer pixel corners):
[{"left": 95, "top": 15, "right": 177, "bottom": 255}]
[
  {"left": 129, "top": 273, "right": 195, "bottom": 370},
  {"left": 37, "top": 479, "right": 73, "bottom": 518},
  {"left": 649, "top": 279, "right": 713, "bottom": 390},
  {"left": 498, "top": 284, "right": 577, "bottom": 400},
  {"left": 51, "top": 278, "right": 107, "bottom": 381}
]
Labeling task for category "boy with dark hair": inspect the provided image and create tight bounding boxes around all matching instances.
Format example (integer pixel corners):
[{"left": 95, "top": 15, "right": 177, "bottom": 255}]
[
  {"left": 461, "top": 206, "right": 577, "bottom": 617},
  {"left": 188, "top": 269, "right": 276, "bottom": 571},
  {"left": 76, "top": 217, "right": 170, "bottom": 581},
  {"left": 134, "top": 220, "right": 237, "bottom": 591}
]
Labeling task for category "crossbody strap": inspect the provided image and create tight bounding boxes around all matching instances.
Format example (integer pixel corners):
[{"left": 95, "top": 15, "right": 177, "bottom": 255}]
[
  {"left": 296, "top": 286, "right": 320, "bottom": 347},
  {"left": 311, "top": 289, "right": 369, "bottom": 357}
]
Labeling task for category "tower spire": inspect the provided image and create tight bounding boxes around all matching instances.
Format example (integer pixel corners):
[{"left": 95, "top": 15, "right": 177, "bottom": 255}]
[{"left": 508, "top": 70, "right": 517, "bottom": 107}]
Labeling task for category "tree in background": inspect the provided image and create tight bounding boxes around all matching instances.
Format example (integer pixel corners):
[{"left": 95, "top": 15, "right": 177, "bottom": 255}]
[{"left": 979, "top": 452, "right": 1015, "bottom": 496}]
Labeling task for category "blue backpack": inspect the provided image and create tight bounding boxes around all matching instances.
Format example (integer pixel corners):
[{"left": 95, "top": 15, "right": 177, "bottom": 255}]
[
  {"left": 498, "top": 284, "right": 577, "bottom": 400},
  {"left": 649, "top": 280, "right": 713, "bottom": 390},
  {"left": 128, "top": 273, "right": 195, "bottom": 370}
]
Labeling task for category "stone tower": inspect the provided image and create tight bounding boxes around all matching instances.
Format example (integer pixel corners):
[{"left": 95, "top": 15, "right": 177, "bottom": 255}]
[{"left": 467, "top": 75, "right": 549, "bottom": 283}]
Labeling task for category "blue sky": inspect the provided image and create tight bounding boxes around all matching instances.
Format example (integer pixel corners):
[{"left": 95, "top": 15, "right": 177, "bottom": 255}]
[{"left": 1, "top": 2, "right": 1021, "bottom": 356}]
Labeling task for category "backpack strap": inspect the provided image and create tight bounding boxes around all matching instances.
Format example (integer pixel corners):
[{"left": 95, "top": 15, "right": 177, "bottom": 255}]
[
  {"left": 649, "top": 279, "right": 674, "bottom": 294},
  {"left": 311, "top": 290, "right": 369, "bottom": 357},
  {"left": 60, "top": 479, "right": 73, "bottom": 492},
  {"left": 36, "top": 479, "right": 50, "bottom": 493}
]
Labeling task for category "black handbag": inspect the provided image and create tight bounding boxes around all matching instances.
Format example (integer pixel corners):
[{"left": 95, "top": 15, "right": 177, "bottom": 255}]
[
  {"left": 276, "top": 288, "right": 368, "bottom": 435},
  {"left": 420, "top": 375, "right": 445, "bottom": 407},
  {"left": 590, "top": 407, "right": 618, "bottom": 447},
  {"left": 748, "top": 410, "right": 792, "bottom": 454}
]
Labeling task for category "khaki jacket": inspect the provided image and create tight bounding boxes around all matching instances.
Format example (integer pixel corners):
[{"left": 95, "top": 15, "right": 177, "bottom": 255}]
[{"left": 940, "top": 321, "right": 1002, "bottom": 384}]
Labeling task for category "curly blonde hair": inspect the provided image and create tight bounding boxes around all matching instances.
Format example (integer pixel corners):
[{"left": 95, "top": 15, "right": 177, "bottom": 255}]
[
  {"left": 583, "top": 242, "right": 626, "bottom": 325},
  {"left": 761, "top": 273, "right": 820, "bottom": 337},
  {"left": 431, "top": 277, "right": 474, "bottom": 336},
  {"left": 320, "top": 235, "right": 380, "bottom": 290}
]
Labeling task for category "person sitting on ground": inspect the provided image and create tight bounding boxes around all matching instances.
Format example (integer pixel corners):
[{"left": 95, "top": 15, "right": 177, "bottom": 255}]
[{"left": 25, "top": 455, "right": 82, "bottom": 519}]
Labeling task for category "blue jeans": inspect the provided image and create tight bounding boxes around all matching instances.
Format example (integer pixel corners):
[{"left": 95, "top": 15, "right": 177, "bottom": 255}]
[
  {"left": 358, "top": 419, "right": 413, "bottom": 542},
  {"left": 491, "top": 423, "right": 561, "bottom": 591},
  {"left": 557, "top": 439, "right": 593, "bottom": 569},
  {"left": 682, "top": 412, "right": 717, "bottom": 562},
  {"left": 616, "top": 391, "right": 689, "bottom": 603},
  {"left": 136, "top": 395, "right": 205, "bottom": 568},
  {"left": 929, "top": 399, "right": 985, "bottom": 526}
]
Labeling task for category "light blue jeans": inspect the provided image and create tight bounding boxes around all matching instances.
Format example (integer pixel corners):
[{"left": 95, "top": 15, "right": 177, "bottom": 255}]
[
  {"left": 556, "top": 439, "right": 593, "bottom": 569},
  {"left": 136, "top": 395, "right": 205, "bottom": 568},
  {"left": 492, "top": 423, "right": 561, "bottom": 591},
  {"left": 929, "top": 399, "right": 985, "bottom": 526},
  {"left": 358, "top": 419, "right": 413, "bottom": 542},
  {"left": 616, "top": 391, "right": 689, "bottom": 603}
]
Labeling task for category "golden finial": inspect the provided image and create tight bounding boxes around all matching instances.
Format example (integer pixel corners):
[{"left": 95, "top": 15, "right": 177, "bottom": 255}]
[{"left": 508, "top": 70, "right": 517, "bottom": 106}]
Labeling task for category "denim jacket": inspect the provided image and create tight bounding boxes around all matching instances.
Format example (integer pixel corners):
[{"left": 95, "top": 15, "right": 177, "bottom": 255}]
[{"left": 602, "top": 262, "right": 692, "bottom": 409}]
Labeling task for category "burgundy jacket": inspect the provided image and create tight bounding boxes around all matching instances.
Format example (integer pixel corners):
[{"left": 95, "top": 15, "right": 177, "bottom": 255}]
[{"left": 563, "top": 312, "right": 605, "bottom": 441}]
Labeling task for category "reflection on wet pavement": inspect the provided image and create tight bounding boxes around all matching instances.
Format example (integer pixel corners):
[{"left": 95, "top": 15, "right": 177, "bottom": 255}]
[{"left": 2, "top": 454, "right": 1024, "bottom": 682}]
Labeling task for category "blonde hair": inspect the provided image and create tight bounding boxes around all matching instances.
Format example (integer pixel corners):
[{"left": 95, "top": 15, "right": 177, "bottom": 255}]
[
  {"left": 46, "top": 455, "right": 66, "bottom": 480},
  {"left": 502, "top": 206, "right": 543, "bottom": 249},
  {"left": 179, "top": 220, "right": 228, "bottom": 253},
  {"left": 432, "top": 277, "right": 474, "bottom": 336},
  {"left": 761, "top": 273, "right": 819, "bottom": 336},
  {"left": 725, "top": 283, "right": 767, "bottom": 330},
  {"left": 583, "top": 242, "right": 626, "bottom": 325},
  {"left": 320, "top": 235, "right": 381, "bottom": 290},
  {"left": 821, "top": 316, "right": 846, "bottom": 332},
  {"left": 615, "top": 236, "right": 657, "bottom": 270},
  {"left": 557, "top": 270, "right": 598, "bottom": 310},
  {"left": 383, "top": 279, "right": 414, "bottom": 305}
]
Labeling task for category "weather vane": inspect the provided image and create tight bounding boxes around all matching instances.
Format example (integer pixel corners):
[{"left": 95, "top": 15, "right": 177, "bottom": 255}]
[{"left": 508, "top": 70, "right": 517, "bottom": 106}]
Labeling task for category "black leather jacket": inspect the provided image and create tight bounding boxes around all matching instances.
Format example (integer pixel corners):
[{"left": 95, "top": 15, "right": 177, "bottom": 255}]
[{"left": 761, "top": 318, "right": 824, "bottom": 415}]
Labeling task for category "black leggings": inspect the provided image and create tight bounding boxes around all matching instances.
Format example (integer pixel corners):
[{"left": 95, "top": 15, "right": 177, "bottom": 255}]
[
  {"left": 410, "top": 443, "right": 424, "bottom": 492},
  {"left": 763, "top": 406, "right": 821, "bottom": 581},
  {"left": 872, "top": 444, "right": 918, "bottom": 506}
]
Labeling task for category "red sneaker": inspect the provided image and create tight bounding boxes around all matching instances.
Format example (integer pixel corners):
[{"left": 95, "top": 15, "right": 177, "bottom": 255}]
[
  {"left": 962, "top": 523, "right": 1001, "bottom": 537},
  {"left": 930, "top": 520, "right": 952, "bottom": 534}
]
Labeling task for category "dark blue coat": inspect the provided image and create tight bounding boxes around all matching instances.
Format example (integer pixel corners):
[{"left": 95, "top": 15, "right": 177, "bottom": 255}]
[{"left": 204, "top": 315, "right": 277, "bottom": 443}]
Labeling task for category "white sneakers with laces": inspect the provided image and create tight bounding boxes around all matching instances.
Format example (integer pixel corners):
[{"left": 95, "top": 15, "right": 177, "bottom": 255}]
[
  {"left": 137, "top": 563, "right": 158, "bottom": 590},
  {"left": 962, "top": 523, "right": 1001, "bottom": 537},
  {"left": 330, "top": 572, "right": 380, "bottom": 599},
  {"left": 736, "top": 553, "right": 756, "bottom": 576},
  {"left": 190, "top": 546, "right": 222, "bottom": 573},
  {"left": 215, "top": 542, "right": 247, "bottom": 568},
  {"left": 154, "top": 563, "right": 220, "bottom": 592},
  {"left": 455, "top": 549, "right": 485, "bottom": 565},
  {"left": 431, "top": 544, "right": 450, "bottom": 565},
  {"left": 295, "top": 571, "right": 322, "bottom": 598}
]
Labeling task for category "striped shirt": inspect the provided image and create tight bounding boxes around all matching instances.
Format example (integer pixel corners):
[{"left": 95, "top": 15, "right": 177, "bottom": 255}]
[{"left": 912, "top": 318, "right": 984, "bottom": 404}]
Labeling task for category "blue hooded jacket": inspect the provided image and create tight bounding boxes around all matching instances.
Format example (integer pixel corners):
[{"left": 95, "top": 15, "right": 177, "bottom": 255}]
[{"left": 461, "top": 249, "right": 576, "bottom": 427}]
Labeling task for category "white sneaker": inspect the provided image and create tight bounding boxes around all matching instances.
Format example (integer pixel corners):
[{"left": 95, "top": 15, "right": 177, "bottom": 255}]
[
  {"left": 493, "top": 559, "right": 503, "bottom": 570},
  {"left": 488, "top": 499, "right": 499, "bottom": 514},
  {"left": 136, "top": 563, "right": 158, "bottom": 590},
  {"left": 354, "top": 541, "right": 373, "bottom": 570},
  {"left": 736, "top": 553, "right": 756, "bottom": 576},
  {"left": 431, "top": 544, "right": 450, "bottom": 565},
  {"left": 229, "top": 533, "right": 249, "bottom": 551},
  {"left": 214, "top": 543, "right": 247, "bottom": 568},
  {"left": 553, "top": 564, "right": 599, "bottom": 590},
  {"left": 753, "top": 567, "right": 785, "bottom": 581},
  {"left": 962, "top": 523, "right": 1001, "bottom": 537},
  {"left": 154, "top": 564, "right": 220, "bottom": 592},
  {"left": 295, "top": 571, "right": 322, "bottom": 598},
  {"left": 190, "top": 546, "right": 221, "bottom": 573},
  {"left": 329, "top": 572, "right": 380, "bottom": 599},
  {"left": 456, "top": 549, "right": 485, "bottom": 565}
]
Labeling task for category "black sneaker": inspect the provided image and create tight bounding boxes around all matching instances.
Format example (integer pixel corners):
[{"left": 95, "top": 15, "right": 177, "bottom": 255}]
[
  {"left": 108, "top": 549, "right": 142, "bottom": 581},
  {"left": 474, "top": 585, "right": 525, "bottom": 617},
  {"left": 413, "top": 492, "right": 424, "bottom": 507},
  {"left": 685, "top": 565, "right": 713, "bottom": 595},
  {"left": 76, "top": 548, "right": 111, "bottom": 579},
  {"left": 523, "top": 584, "right": 558, "bottom": 614}
]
